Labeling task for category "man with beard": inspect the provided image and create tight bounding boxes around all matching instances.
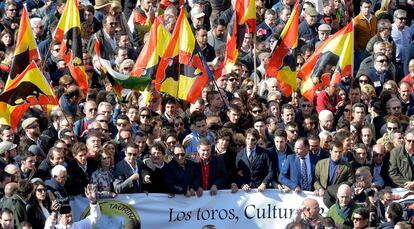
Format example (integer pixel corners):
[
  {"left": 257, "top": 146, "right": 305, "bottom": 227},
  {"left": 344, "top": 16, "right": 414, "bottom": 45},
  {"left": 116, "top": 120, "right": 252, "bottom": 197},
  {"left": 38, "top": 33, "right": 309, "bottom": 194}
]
[
  {"left": 207, "top": 18, "right": 226, "bottom": 53},
  {"left": 19, "top": 117, "right": 50, "bottom": 153}
]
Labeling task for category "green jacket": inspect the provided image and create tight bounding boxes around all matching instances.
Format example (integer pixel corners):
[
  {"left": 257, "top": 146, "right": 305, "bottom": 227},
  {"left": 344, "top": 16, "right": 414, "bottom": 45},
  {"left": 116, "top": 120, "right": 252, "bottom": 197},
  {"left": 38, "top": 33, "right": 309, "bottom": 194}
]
[
  {"left": 314, "top": 158, "right": 355, "bottom": 191},
  {"left": 327, "top": 202, "right": 360, "bottom": 227},
  {"left": 2, "top": 194, "right": 28, "bottom": 227},
  {"left": 389, "top": 145, "right": 414, "bottom": 187}
]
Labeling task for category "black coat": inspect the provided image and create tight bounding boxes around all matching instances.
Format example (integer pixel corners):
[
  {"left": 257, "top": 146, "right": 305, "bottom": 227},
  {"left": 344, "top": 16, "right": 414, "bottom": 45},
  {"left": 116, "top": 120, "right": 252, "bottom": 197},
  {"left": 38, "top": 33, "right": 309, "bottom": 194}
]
[
  {"left": 213, "top": 148, "right": 238, "bottom": 187},
  {"left": 164, "top": 159, "right": 201, "bottom": 194},
  {"left": 113, "top": 159, "right": 143, "bottom": 194},
  {"left": 66, "top": 158, "right": 98, "bottom": 196},
  {"left": 27, "top": 203, "right": 48, "bottom": 229},
  {"left": 235, "top": 146, "right": 274, "bottom": 188},
  {"left": 197, "top": 155, "right": 228, "bottom": 190},
  {"left": 142, "top": 162, "right": 166, "bottom": 193}
]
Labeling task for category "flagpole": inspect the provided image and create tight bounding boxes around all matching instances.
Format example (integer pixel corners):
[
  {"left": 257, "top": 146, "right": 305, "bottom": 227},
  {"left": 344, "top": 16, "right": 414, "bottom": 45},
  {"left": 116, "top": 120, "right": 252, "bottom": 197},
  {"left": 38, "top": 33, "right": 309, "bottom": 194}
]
[{"left": 253, "top": 32, "right": 257, "bottom": 92}]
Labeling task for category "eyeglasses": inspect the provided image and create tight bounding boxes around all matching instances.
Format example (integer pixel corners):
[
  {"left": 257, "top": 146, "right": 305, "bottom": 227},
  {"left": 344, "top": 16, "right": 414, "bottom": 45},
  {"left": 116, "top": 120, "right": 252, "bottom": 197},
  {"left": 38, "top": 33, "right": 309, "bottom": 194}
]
[
  {"left": 97, "top": 119, "right": 107, "bottom": 123},
  {"left": 117, "top": 122, "right": 127, "bottom": 126},
  {"left": 175, "top": 122, "right": 184, "bottom": 127},
  {"left": 36, "top": 188, "right": 46, "bottom": 192},
  {"left": 252, "top": 109, "right": 262, "bottom": 114},
  {"left": 387, "top": 127, "right": 398, "bottom": 131},
  {"left": 376, "top": 59, "right": 389, "bottom": 63},
  {"left": 7, "top": 8, "right": 17, "bottom": 11},
  {"left": 406, "top": 139, "right": 414, "bottom": 143},
  {"left": 353, "top": 217, "right": 365, "bottom": 221},
  {"left": 287, "top": 129, "right": 298, "bottom": 133},
  {"left": 140, "top": 114, "right": 150, "bottom": 118},
  {"left": 228, "top": 78, "right": 236, "bottom": 82},
  {"left": 108, "top": 22, "right": 118, "bottom": 26},
  {"left": 344, "top": 108, "right": 350, "bottom": 112},
  {"left": 88, "top": 108, "right": 97, "bottom": 112},
  {"left": 397, "top": 17, "right": 408, "bottom": 21},
  {"left": 359, "top": 79, "right": 368, "bottom": 83},
  {"left": 297, "top": 62, "right": 304, "bottom": 67},
  {"left": 175, "top": 153, "right": 186, "bottom": 157},
  {"left": 126, "top": 153, "right": 138, "bottom": 156},
  {"left": 301, "top": 104, "right": 312, "bottom": 108}
]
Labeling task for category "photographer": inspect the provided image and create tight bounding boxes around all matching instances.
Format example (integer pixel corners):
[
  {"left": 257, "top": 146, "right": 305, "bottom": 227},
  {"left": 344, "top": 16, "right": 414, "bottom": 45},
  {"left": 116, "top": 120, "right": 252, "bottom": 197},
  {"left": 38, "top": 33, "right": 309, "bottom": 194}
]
[
  {"left": 352, "top": 167, "right": 375, "bottom": 203},
  {"left": 44, "top": 184, "right": 100, "bottom": 229}
]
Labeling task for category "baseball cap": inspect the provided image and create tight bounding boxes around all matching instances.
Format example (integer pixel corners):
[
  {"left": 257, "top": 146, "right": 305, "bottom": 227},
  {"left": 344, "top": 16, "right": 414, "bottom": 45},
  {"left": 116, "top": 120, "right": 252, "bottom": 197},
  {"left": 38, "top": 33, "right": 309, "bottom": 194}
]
[{"left": 0, "top": 141, "right": 17, "bottom": 155}]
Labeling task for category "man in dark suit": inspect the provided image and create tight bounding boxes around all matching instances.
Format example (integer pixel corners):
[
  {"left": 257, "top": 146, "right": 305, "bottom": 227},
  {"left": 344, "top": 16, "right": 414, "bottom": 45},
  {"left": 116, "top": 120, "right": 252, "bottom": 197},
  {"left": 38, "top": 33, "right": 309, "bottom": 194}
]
[
  {"left": 271, "top": 129, "right": 294, "bottom": 184},
  {"left": 370, "top": 144, "right": 391, "bottom": 188},
  {"left": 314, "top": 140, "right": 354, "bottom": 197},
  {"left": 66, "top": 143, "right": 98, "bottom": 196},
  {"left": 196, "top": 138, "right": 228, "bottom": 196},
  {"left": 113, "top": 142, "right": 143, "bottom": 194},
  {"left": 389, "top": 128, "right": 414, "bottom": 189},
  {"left": 164, "top": 144, "right": 201, "bottom": 197},
  {"left": 236, "top": 128, "right": 273, "bottom": 192},
  {"left": 87, "top": 15, "right": 117, "bottom": 60},
  {"left": 308, "top": 134, "right": 330, "bottom": 160},
  {"left": 279, "top": 138, "right": 318, "bottom": 193}
]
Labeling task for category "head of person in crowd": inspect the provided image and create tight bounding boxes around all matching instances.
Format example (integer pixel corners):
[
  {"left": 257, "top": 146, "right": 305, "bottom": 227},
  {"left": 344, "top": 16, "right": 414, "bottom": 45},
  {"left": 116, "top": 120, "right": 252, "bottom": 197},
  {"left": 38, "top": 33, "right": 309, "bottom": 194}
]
[
  {"left": 102, "top": 15, "right": 117, "bottom": 37},
  {"left": 393, "top": 9, "right": 408, "bottom": 30},
  {"left": 385, "top": 202, "right": 403, "bottom": 224},
  {"left": 359, "top": 0, "right": 372, "bottom": 17},
  {"left": 377, "top": 19, "right": 392, "bottom": 40},
  {"left": 173, "top": 117, "right": 186, "bottom": 134},
  {"left": 404, "top": 128, "right": 414, "bottom": 154},
  {"left": 386, "top": 98, "right": 402, "bottom": 117},
  {"left": 299, "top": 98, "right": 314, "bottom": 118},
  {"left": 195, "top": 26, "right": 209, "bottom": 50},
  {"left": 0, "top": 208, "right": 13, "bottom": 229},
  {"left": 318, "top": 24, "right": 331, "bottom": 42},
  {"left": 72, "top": 142, "right": 87, "bottom": 167},
  {"left": 385, "top": 117, "right": 400, "bottom": 137},
  {"left": 249, "top": 100, "right": 265, "bottom": 118},
  {"left": 352, "top": 207, "right": 370, "bottom": 229},
  {"left": 134, "top": 131, "right": 148, "bottom": 155},
  {"left": 334, "top": 130, "right": 354, "bottom": 155},
  {"left": 319, "top": 110, "right": 334, "bottom": 132},
  {"left": 0, "top": 29, "right": 14, "bottom": 49},
  {"left": 330, "top": 140, "right": 343, "bottom": 162},
  {"left": 304, "top": 6, "right": 319, "bottom": 26},
  {"left": 336, "top": 183, "right": 352, "bottom": 208},
  {"left": 379, "top": 189, "right": 393, "bottom": 208},
  {"left": 281, "top": 103, "right": 295, "bottom": 125},
  {"left": 126, "top": 105, "right": 139, "bottom": 124},
  {"left": 360, "top": 126, "right": 374, "bottom": 147},
  {"left": 16, "top": 180, "right": 34, "bottom": 201},
  {"left": 0, "top": 125, "right": 14, "bottom": 143},
  {"left": 22, "top": 117, "right": 41, "bottom": 140},
  {"left": 373, "top": 52, "right": 390, "bottom": 73},
  {"left": 189, "top": 98, "right": 206, "bottom": 114},
  {"left": 149, "top": 142, "right": 165, "bottom": 166},
  {"left": 355, "top": 166, "right": 373, "bottom": 189},
  {"left": 211, "top": 18, "right": 227, "bottom": 40},
  {"left": 4, "top": 1, "right": 17, "bottom": 20},
  {"left": 274, "top": 129, "right": 288, "bottom": 152},
  {"left": 383, "top": 80, "right": 398, "bottom": 94},
  {"left": 245, "top": 128, "right": 259, "bottom": 151},
  {"left": 0, "top": 141, "right": 16, "bottom": 163},
  {"left": 390, "top": 130, "right": 404, "bottom": 148},
  {"left": 319, "top": 131, "right": 333, "bottom": 151},
  {"left": 47, "top": 147, "right": 65, "bottom": 167},
  {"left": 266, "top": 116, "right": 279, "bottom": 135},
  {"left": 190, "top": 5, "right": 205, "bottom": 30},
  {"left": 215, "top": 128, "right": 233, "bottom": 153},
  {"left": 398, "top": 81, "right": 410, "bottom": 103},
  {"left": 301, "top": 198, "right": 321, "bottom": 221},
  {"left": 173, "top": 144, "right": 186, "bottom": 166},
  {"left": 83, "top": 100, "right": 97, "bottom": 121},
  {"left": 226, "top": 104, "right": 241, "bottom": 124},
  {"left": 190, "top": 112, "right": 208, "bottom": 137},
  {"left": 278, "top": 5, "right": 291, "bottom": 24},
  {"left": 160, "top": 129, "right": 178, "bottom": 152},
  {"left": 20, "top": 151, "right": 37, "bottom": 174},
  {"left": 285, "top": 122, "right": 299, "bottom": 143},
  {"left": 4, "top": 164, "right": 20, "bottom": 183},
  {"left": 86, "top": 134, "right": 102, "bottom": 158},
  {"left": 197, "top": 138, "right": 212, "bottom": 162},
  {"left": 241, "top": 32, "right": 253, "bottom": 51},
  {"left": 352, "top": 103, "right": 366, "bottom": 124}
]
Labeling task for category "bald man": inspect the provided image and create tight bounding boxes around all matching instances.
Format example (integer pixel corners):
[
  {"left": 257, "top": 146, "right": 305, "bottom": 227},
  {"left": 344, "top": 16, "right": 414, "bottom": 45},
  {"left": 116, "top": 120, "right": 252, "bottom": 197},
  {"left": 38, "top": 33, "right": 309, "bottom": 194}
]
[
  {"left": 318, "top": 110, "right": 334, "bottom": 133},
  {"left": 327, "top": 184, "right": 360, "bottom": 227},
  {"left": 4, "top": 164, "right": 20, "bottom": 183},
  {"left": 292, "top": 198, "right": 323, "bottom": 227}
]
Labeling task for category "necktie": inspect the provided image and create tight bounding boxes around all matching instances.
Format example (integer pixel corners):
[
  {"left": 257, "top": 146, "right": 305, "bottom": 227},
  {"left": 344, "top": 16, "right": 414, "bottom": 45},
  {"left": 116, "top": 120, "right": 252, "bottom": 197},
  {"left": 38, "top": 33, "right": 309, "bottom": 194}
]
[
  {"left": 301, "top": 157, "right": 309, "bottom": 190},
  {"left": 248, "top": 150, "right": 254, "bottom": 163}
]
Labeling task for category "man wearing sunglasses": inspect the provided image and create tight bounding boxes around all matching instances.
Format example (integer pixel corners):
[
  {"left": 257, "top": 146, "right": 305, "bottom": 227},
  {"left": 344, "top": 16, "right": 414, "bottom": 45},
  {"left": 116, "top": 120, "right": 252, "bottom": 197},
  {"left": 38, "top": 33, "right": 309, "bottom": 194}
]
[
  {"left": 391, "top": 9, "right": 411, "bottom": 82},
  {"left": 389, "top": 128, "right": 414, "bottom": 190},
  {"left": 113, "top": 142, "right": 143, "bottom": 194}
]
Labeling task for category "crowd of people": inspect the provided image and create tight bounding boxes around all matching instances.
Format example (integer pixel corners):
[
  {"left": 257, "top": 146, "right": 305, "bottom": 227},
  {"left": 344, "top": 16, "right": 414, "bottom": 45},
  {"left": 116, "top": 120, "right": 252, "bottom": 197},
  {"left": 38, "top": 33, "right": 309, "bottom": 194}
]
[{"left": 0, "top": 0, "right": 414, "bottom": 228}]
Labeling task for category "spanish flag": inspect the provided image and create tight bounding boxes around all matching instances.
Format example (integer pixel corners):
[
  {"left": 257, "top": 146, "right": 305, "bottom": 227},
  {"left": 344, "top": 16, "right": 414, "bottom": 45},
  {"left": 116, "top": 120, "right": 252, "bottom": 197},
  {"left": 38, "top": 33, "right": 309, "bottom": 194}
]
[
  {"left": 7, "top": 7, "right": 40, "bottom": 87},
  {"left": 236, "top": 0, "right": 256, "bottom": 32},
  {"left": 0, "top": 62, "right": 58, "bottom": 129},
  {"left": 130, "top": 18, "right": 171, "bottom": 78},
  {"left": 214, "top": 14, "right": 239, "bottom": 78},
  {"left": 299, "top": 21, "right": 353, "bottom": 101},
  {"left": 266, "top": 0, "right": 299, "bottom": 95},
  {"left": 53, "top": 0, "right": 88, "bottom": 93},
  {"left": 154, "top": 8, "right": 213, "bottom": 103}
]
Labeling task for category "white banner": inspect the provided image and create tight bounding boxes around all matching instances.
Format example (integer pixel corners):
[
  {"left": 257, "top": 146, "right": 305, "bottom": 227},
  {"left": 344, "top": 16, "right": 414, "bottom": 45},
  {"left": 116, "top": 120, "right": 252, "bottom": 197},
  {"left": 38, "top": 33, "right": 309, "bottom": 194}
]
[
  {"left": 71, "top": 190, "right": 328, "bottom": 229},
  {"left": 70, "top": 188, "right": 414, "bottom": 229}
]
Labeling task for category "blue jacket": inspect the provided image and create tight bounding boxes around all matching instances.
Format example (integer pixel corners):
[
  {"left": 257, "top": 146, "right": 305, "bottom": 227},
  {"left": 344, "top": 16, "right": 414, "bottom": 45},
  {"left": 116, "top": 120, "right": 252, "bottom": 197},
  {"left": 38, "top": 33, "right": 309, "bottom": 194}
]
[{"left": 279, "top": 153, "right": 318, "bottom": 190}]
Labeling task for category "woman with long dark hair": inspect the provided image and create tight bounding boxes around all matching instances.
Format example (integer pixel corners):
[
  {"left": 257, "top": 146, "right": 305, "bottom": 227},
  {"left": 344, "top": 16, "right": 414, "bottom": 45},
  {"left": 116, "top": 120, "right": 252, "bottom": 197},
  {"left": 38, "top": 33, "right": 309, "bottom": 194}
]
[{"left": 27, "top": 180, "right": 51, "bottom": 229}]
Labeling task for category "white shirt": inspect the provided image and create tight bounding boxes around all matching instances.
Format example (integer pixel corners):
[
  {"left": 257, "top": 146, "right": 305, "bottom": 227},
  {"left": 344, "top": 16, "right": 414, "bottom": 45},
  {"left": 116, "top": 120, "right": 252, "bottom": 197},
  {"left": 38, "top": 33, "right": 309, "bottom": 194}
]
[{"left": 44, "top": 203, "right": 100, "bottom": 229}]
